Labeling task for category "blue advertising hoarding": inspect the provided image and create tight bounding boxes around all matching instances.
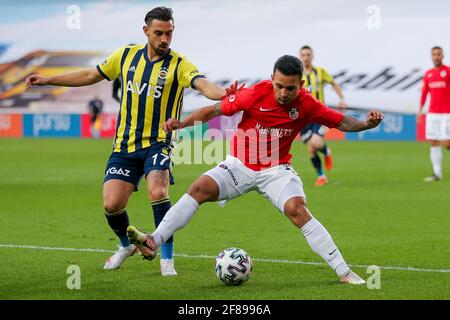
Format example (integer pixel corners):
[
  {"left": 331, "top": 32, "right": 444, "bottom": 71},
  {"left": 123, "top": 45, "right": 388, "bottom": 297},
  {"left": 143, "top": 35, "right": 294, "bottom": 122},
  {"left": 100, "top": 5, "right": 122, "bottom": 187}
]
[{"left": 23, "top": 114, "right": 81, "bottom": 137}]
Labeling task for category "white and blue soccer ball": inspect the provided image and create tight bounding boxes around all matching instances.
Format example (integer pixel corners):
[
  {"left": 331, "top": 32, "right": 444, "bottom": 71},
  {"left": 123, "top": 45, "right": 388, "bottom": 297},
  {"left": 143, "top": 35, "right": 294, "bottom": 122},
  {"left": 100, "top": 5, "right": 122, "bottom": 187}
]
[{"left": 215, "top": 247, "right": 253, "bottom": 285}]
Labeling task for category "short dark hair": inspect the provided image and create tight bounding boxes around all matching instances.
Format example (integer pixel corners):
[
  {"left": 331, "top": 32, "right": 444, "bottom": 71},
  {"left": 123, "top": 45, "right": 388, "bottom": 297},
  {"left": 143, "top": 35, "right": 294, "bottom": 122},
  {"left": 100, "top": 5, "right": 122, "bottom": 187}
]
[
  {"left": 145, "top": 7, "right": 174, "bottom": 26},
  {"left": 300, "top": 45, "right": 313, "bottom": 52},
  {"left": 432, "top": 46, "right": 443, "bottom": 52},
  {"left": 273, "top": 55, "right": 303, "bottom": 77}
]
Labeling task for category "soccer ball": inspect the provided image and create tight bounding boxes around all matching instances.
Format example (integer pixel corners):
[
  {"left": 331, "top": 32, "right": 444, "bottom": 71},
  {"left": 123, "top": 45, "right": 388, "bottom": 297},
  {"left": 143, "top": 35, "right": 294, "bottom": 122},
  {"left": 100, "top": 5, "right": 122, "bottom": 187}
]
[{"left": 215, "top": 247, "right": 253, "bottom": 285}]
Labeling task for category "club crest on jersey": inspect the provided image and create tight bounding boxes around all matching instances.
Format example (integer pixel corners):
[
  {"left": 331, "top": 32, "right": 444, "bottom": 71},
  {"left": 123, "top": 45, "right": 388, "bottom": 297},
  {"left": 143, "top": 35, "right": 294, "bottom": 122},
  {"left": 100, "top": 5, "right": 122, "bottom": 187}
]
[
  {"left": 289, "top": 108, "right": 298, "bottom": 120},
  {"left": 441, "top": 70, "right": 447, "bottom": 78},
  {"left": 228, "top": 95, "right": 236, "bottom": 102},
  {"left": 159, "top": 68, "right": 168, "bottom": 79},
  {"left": 157, "top": 68, "right": 169, "bottom": 86}
]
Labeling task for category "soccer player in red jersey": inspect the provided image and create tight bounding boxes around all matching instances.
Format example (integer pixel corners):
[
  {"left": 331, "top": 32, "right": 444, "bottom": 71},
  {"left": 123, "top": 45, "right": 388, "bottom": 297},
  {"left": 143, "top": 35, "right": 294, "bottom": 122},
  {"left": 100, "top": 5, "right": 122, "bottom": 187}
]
[
  {"left": 417, "top": 46, "right": 450, "bottom": 182},
  {"left": 127, "top": 55, "right": 383, "bottom": 284}
]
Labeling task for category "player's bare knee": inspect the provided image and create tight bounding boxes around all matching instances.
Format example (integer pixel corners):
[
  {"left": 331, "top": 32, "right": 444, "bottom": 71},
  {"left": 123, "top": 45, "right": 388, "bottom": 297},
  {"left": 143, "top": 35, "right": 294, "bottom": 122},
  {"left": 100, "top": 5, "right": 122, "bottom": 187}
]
[
  {"left": 187, "top": 183, "right": 209, "bottom": 204},
  {"left": 103, "top": 198, "right": 127, "bottom": 215},
  {"left": 307, "top": 143, "right": 316, "bottom": 156},
  {"left": 187, "top": 177, "right": 218, "bottom": 204},
  {"left": 284, "top": 198, "right": 312, "bottom": 228},
  {"left": 148, "top": 187, "right": 168, "bottom": 202},
  {"left": 430, "top": 140, "right": 440, "bottom": 147}
]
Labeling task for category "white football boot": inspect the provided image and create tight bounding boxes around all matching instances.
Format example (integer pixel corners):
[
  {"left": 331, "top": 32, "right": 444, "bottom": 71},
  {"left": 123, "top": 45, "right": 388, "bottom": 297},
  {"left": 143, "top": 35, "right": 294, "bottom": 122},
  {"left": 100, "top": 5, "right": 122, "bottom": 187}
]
[
  {"left": 103, "top": 244, "right": 137, "bottom": 270},
  {"left": 340, "top": 270, "right": 366, "bottom": 285},
  {"left": 160, "top": 258, "right": 178, "bottom": 276},
  {"left": 424, "top": 174, "right": 442, "bottom": 182}
]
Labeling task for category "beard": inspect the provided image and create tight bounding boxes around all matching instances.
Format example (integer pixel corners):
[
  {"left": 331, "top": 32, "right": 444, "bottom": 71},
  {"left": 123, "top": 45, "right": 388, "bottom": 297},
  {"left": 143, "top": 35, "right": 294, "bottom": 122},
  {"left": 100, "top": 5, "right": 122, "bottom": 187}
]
[{"left": 153, "top": 44, "right": 169, "bottom": 56}]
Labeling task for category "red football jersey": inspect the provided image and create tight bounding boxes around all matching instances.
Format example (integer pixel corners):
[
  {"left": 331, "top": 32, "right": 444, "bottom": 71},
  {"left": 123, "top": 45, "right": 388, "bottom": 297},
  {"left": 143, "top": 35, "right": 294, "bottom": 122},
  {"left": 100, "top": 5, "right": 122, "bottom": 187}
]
[
  {"left": 421, "top": 64, "right": 450, "bottom": 113},
  {"left": 221, "top": 80, "right": 345, "bottom": 171}
]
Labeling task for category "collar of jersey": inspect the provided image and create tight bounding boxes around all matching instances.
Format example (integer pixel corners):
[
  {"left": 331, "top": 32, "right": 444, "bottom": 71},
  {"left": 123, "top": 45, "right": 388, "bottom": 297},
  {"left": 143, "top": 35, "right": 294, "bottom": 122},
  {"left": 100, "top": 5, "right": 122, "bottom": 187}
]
[{"left": 143, "top": 44, "right": 171, "bottom": 64}]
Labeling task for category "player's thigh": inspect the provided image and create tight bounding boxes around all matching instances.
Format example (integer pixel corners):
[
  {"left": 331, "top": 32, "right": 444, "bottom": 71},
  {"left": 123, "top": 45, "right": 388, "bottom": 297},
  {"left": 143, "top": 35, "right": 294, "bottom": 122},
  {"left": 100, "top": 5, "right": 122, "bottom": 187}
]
[
  {"left": 103, "top": 179, "right": 135, "bottom": 213},
  {"left": 203, "top": 155, "right": 256, "bottom": 202},
  {"left": 309, "top": 133, "right": 325, "bottom": 151},
  {"left": 103, "top": 152, "right": 145, "bottom": 212},
  {"left": 425, "top": 113, "right": 442, "bottom": 141},
  {"left": 256, "top": 164, "right": 306, "bottom": 214},
  {"left": 146, "top": 170, "right": 170, "bottom": 201}
]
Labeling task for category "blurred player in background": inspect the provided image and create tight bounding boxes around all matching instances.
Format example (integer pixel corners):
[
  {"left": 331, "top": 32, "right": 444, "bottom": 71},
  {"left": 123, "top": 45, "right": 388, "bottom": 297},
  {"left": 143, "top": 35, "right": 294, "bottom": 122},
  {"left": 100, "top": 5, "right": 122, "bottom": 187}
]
[
  {"left": 417, "top": 46, "right": 450, "bottom": 182},
  {"left": 299, "top": 46, "right": 347, "bottom": 186},
  {"left": 127, "top": 55, "right": 384, "bottom": 284},
  {"left": 25, "top": 6, "right": 237, "bottom": 276},
  {"left": 88, "top": 95, "right": 103, "bottom": 139}
]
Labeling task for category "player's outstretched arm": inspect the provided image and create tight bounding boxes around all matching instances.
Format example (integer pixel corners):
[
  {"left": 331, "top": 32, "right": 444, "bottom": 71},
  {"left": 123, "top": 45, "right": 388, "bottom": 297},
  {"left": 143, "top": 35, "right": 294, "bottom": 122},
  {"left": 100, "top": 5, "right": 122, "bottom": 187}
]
[
  {"left": 336, "top": 110, "right": 384, "bottom": 132},
  {"left": 163, "top": 102, "right": 223, "bottom": 133},
  {"left": 25, "top": 68, "right": 104, "bottom": 88},
  {"left": 331, "top": 81, "right": 347, "bottom": 109},
  {"left": 194, "top": 78, "right": 226, "bottom": 100},
  {"left": 194, "top": 78, "right": 245, "bottom": 100}
]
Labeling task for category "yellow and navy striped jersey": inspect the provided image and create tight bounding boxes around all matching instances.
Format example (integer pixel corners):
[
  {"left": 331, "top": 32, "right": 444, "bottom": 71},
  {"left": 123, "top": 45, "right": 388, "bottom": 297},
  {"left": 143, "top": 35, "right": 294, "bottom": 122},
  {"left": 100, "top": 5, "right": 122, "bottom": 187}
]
[
  {"left": 96, "top": 44, "right": 205, "bottom": 153},
  {"left": 302, "top": 66, "right": 334, "bottom": 103}
]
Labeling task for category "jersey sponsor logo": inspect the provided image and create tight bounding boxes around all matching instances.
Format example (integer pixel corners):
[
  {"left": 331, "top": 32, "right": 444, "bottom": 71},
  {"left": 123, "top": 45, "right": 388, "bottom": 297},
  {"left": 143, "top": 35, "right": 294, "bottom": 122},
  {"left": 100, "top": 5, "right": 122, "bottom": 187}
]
[
  {"left": 106, "top": 167, "right": 131, "bottom": 177},
  {"left": 126, "top": 80, "right": 163, "bottom": 98},
  {"left": 259, "top": 107, "right": 275, "bottom": 112},
  {"left": 219, "top": 164, "right": 238, "bottom": 185},
  {"left": 289, "top": 108, "right": 299, "bottom": 120},
  {"left": 429, "top": 81, "right": 446, "bottom": 89},
  {"left": 255, "top": 123, "right": 294, "bottom": 138}
]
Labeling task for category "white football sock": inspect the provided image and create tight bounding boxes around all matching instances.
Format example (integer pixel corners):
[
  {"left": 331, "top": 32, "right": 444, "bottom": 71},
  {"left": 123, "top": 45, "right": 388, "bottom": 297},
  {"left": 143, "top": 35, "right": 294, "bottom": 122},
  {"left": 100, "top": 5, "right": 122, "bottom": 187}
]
[
  {"left": 430, "top": 146, "right": 443, "bottom": 178},
  {"left": 152, "top": 194, "right": 199, "bottom": 248},
  {"left": 301, "top": 218, "right": 350, "bottom": 277}
]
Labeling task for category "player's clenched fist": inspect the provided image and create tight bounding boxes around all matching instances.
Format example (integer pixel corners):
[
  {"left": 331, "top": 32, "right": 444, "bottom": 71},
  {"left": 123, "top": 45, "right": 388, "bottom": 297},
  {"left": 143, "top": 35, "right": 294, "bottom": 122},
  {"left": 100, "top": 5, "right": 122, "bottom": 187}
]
[
  {"left": 25, "top": 74, "right": 49, "bottom": 88},
  {"left": 162, "top": 118, "right": 182, "bottom": 133},
  {"left": 366, "top": 110, "right": 384, "bottom": 128}
]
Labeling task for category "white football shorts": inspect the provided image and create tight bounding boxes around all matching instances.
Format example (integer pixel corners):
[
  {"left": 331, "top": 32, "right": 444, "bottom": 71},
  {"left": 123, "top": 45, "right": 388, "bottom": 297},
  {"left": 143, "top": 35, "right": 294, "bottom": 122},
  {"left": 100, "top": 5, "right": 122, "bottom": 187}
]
[
  {"left": 204, "top": 155, "right": 306, "bottom": 214},
  {"left": 425, "top": 113, "right": 450, "bottom": 141}
]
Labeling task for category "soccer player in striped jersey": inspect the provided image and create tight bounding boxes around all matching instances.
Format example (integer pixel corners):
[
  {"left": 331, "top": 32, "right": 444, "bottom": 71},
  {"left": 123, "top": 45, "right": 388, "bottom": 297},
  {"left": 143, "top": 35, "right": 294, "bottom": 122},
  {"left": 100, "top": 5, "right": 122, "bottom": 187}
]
[
  {"left": 25, "top": 6, "right": 237, "bottom": 276},
  {"left": 299, "top": 46, "right": 347, "bottom": 186}
]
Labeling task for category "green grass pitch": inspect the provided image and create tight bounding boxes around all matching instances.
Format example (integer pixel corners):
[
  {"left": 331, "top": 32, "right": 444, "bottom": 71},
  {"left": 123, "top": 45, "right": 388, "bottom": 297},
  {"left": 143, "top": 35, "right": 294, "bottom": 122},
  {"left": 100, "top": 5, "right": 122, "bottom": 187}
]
[{"left": 0, "top": 138, "right": 449, "bottom": 300}]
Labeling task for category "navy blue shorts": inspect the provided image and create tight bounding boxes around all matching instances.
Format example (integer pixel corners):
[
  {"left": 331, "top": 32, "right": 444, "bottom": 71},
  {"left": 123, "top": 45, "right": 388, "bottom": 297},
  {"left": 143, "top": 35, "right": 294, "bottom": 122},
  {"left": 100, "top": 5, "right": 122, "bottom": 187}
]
[
  {"left": 104, "top": 143, "right": 174, "bottom": 191},
  {"left": 300, "top": 124, "right": 326, "bottom": 143}
]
